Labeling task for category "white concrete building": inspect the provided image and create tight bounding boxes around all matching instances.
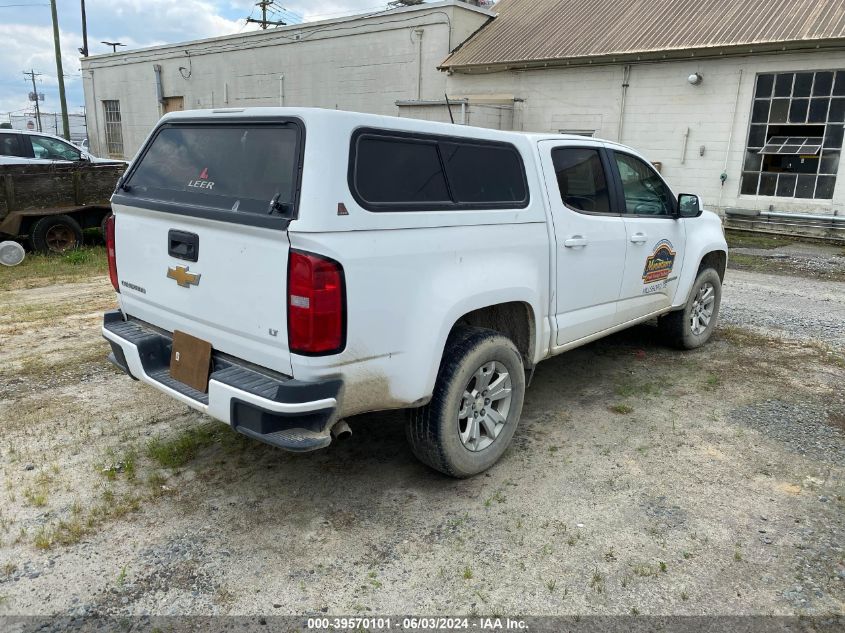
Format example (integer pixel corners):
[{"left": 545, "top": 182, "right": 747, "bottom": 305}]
[
  {"left": 80, "top": 1, "right": 492, "bottom": 159},
  {"left": 81, "top": 0, "right": 845, "bottom": 223},
  {"left": 441, "top": 0, "right": 845, "bottom": 218}
]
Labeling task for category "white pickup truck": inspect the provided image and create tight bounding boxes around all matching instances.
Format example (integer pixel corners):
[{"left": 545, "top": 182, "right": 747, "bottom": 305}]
[{"left": 102, "top": 108, "right": 727, "bottom": 477}]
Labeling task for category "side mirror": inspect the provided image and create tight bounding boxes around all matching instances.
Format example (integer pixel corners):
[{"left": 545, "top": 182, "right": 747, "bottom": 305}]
[{"left": 677, "top": 193, "right": 703, "bottom": 218}]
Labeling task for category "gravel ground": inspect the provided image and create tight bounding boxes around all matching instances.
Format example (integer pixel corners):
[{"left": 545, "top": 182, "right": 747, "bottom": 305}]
[
  {"left": 0, "top": 264, "right": 843, "bottom": 621},
  {"left": 721, "top": 268, "right": 845, "bottom": 348}
]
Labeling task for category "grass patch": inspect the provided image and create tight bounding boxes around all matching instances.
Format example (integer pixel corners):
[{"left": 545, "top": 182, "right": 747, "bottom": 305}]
[
  {"left": 609, "top": 404, "right": 634, "bottom": 415},
  {"left": 462, "top": 566, "right": 473, "bottom": 580},
  {"left": 34, "top": 489, "right": 143, "bottom": 550},
  {"left": 716, "top": 325, "right": 845, "bottom": 369},
  {"left": 146, "top": 423, "right": 226, "bottom": 469},
  {"left": 0, "top": 246, "right": 108, "bottom": 292},
  {"left": 615, "top": 379, "right": 661, "bottom": 398},
  {"left": 97, "top": 448, "right": 137, "bottom": 482},
  {"left": 589, "top": 569, "right": 605, "bottom": 593},
  {"left": 725, "top": 230, "right": 793, "bottom": 250},
  {"left": 7, "top": 340, "right": 109, "bottom": 381},
  {"left": 728, "top": 252, "right": 845, "bottom": 282},
  {"left": 0, "top": 294, "right": 115, "bottom": 325},
  {"left": 632, "top": 563, "right": 659, "bottom": 578},
  {"left": 715, "top": 325, "right": 775, "bottom": 348}
]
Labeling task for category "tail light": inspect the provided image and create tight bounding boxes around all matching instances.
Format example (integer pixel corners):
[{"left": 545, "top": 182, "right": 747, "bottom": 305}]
[
  {"left": 105, "top": 214, "right": 119, "bottom": 292},
  {"left": 287, "top": 250, "right": 345, "bottom": 355}
]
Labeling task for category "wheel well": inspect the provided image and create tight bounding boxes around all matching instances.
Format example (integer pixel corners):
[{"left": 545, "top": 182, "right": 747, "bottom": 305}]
[
  {"left": 18, "top": 207, "right": 110, "bottom": 237},
  {"left": 698, "top": 250, "right": 727, "bottom": 281},
  {"left": 453, "top": 302, "right": 536, "bottom": 367}
]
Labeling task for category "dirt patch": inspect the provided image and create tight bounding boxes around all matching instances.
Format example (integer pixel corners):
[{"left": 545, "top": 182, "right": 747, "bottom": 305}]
[{"left": 0, "top": 274, "right": 842, "bottom": 618}]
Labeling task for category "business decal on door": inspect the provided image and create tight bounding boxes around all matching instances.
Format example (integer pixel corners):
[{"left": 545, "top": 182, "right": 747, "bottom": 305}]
[{"left": 642, "top": 239, "right": 676, "bottom": 284}]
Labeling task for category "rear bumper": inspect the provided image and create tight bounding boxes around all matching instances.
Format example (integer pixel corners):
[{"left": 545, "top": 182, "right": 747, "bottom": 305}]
[{"left": 102, "top": 310, "right": 342, "bottom": 452}]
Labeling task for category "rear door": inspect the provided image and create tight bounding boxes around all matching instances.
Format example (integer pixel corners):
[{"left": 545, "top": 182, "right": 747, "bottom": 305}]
[
  {"left": 610, "top": 150, "right": 686, "bottom": 324},
  {"left": 111, "top": 119, "right": 304, "bottom": 376},
  {"left": 0, "top": 132, "right": 33, "bottom": 164},
  {"left": 538, "top": 141, "right": 627, "bottom": 346}
]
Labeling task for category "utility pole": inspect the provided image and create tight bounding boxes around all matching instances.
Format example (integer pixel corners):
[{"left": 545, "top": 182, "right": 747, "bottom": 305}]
[
  {"left": 245, "top": 0, "right": 286, "bottom": 29},
  {"left": 49, "top": 0, "right": 70, "bottom": 140},
  {"left": 23, "top": 69, "right": 43, "bottom": 132},
  {"left": 79, "top": 0, "right": 89, "bottom": 57}
]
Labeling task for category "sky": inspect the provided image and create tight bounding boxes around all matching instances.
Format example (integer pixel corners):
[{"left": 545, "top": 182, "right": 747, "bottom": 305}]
[{"left": 0, "top": 0, "right": 392, "bottom": 118}]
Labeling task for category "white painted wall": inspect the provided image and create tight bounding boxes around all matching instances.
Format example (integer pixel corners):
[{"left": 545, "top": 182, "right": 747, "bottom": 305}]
[
  {"left": 81, "top": 1, "right": 491, "bottom": 159},
  {"left": 447, "top": 50, "right": 845, "bottom": 214}
]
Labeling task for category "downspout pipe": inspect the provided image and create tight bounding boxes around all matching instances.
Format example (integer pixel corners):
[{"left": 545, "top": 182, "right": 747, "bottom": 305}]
[
  {"left": 617, "top": 65, "right": 631, "bottom": 142},
  {"left": 153, "top": 64, "right": 165, "bottom": 114},
  {"left": 414, "top": 29, "right": 425, "bottom": 100},
  {"left": 719, "top": 69, "right": 744, "bottom": 209}
]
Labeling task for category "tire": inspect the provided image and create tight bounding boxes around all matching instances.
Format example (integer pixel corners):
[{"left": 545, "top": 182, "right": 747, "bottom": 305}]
[
  {"left": 658, "top": 267, "right": 722, "bottom": 349},
  {"left": 406, "top": 327, "right": 526, "bottom": 478},
  {"left": 30, "top": 214, "right": 83, "bottom": 254}
]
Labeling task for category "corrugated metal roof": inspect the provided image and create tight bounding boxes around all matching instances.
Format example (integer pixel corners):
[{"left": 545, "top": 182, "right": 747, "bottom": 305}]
[{"left": 442, "top": 0, "right": 845, "bottom": 69}]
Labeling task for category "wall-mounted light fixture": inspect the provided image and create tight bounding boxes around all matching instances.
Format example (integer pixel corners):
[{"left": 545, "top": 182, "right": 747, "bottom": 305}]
[{"left": 688, "top": 72, "right": 703, "bottom": 86}]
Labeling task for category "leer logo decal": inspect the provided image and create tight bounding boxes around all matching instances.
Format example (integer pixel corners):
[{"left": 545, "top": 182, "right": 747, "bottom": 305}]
[
  {"left": 167, "top": 265, "right": 201, "bottom": 288},
  {"left": 187, "top": 167, "right": 214, "bottom": 190},
  {"left": 642, "top": 240, "right": 676, "bottom": 284}
]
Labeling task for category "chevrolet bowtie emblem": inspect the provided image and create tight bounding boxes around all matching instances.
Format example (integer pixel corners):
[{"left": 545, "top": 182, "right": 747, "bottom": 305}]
[{"left": 167, "top": 265, "right": 201, "bottom": 288}]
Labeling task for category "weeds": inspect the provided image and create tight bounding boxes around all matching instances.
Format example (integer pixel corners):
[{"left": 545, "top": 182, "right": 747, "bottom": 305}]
[
  {"left": 724, "top": 230, "right": 792, "bottom": 250},
  {"left": 609, "top": 404, "right": 634, "bottom": 415},
  {"left": 0, "top": 246, "right": 107, "bottom": 291},
  {"left": 590, "top": 569, "right": 604, "bottom": 593},
  {"left": 462, "top": 566, "right": 473, "bottom": 580},
  {"left": 147, "top": 424, "right": 223, "bottom": 468},
  {"left": 632, "top": 563, "right": 658, "bottom": 578},
  {"left": 98, "top": 448, "right": 137, "bottom": 482}
]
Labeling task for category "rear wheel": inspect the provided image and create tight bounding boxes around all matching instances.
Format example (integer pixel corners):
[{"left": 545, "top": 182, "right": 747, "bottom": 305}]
[
  {"left": 406, "top": 327, "right": 525, "bottom": 478},
  {"left": 658, "top": 267, "right": 722, "bottom": 349},
  {"left": 30, "top": 214, "right": 83, "bottom": 254}
]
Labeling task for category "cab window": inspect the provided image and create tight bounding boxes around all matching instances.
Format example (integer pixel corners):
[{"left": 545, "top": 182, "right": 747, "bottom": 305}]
[
  {"left": 28, "top": 135, "right": 82, "bottom": 161},
  {"left": 550, "top": 147, "right": 612, "bottom": 213},
  {"left": 613, "top": 152, "right": 675, "bottom": 216},
  {"left": 0, "top": 133, "right": 24, "bottom": 157}
]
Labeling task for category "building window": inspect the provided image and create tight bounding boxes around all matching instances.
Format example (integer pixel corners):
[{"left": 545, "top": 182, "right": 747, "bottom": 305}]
[
  {"left": 102, "top": 100, "right": 124, "bottom": 158},
  {"left": 742, "top": 71, "right": 845, "bottom": 199}
]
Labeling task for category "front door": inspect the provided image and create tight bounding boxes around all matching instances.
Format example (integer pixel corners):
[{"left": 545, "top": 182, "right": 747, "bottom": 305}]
[
  {"left": 539, "top": 141, "right": 627, "bottom": 346},
  {"left": 610, "top": 151, "right": 687, "bottom": 324}
]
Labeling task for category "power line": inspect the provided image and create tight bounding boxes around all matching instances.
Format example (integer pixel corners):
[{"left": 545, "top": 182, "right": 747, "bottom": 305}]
[
  {"left": 22, "top": 69, "right": 43, "bottom": 132},
  {"left": 245, "top": 0, "right": 286, "bottom": 29}
]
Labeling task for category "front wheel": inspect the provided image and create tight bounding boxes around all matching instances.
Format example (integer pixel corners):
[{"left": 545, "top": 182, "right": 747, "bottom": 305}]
[
  {"left": 406, "top": 327, "right": 526, "bottom": 478},
  {"left": 658, "top": 267, "right": 722, "bottom": 349}
]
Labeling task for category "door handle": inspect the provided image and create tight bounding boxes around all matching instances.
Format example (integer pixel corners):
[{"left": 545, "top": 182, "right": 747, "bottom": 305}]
[
  {"left": 563, "top": 236, "right": 588, "bottom": 248},
  {"left": 168, "top": 229, "right": 199, "bottom": 262},
  {"left": 630, "top": 232, "right": 648, "bottom": 244}
]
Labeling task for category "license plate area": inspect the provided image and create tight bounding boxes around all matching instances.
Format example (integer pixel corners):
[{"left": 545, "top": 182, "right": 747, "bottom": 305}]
[{"left": 170, "top": 330, "right": 212, "bottom": 393}]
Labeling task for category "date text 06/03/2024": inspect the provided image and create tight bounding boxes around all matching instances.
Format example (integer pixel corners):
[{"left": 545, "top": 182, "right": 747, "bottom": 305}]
[{"left": 306, "top": 617, "right": 529, "bottom": 630}]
